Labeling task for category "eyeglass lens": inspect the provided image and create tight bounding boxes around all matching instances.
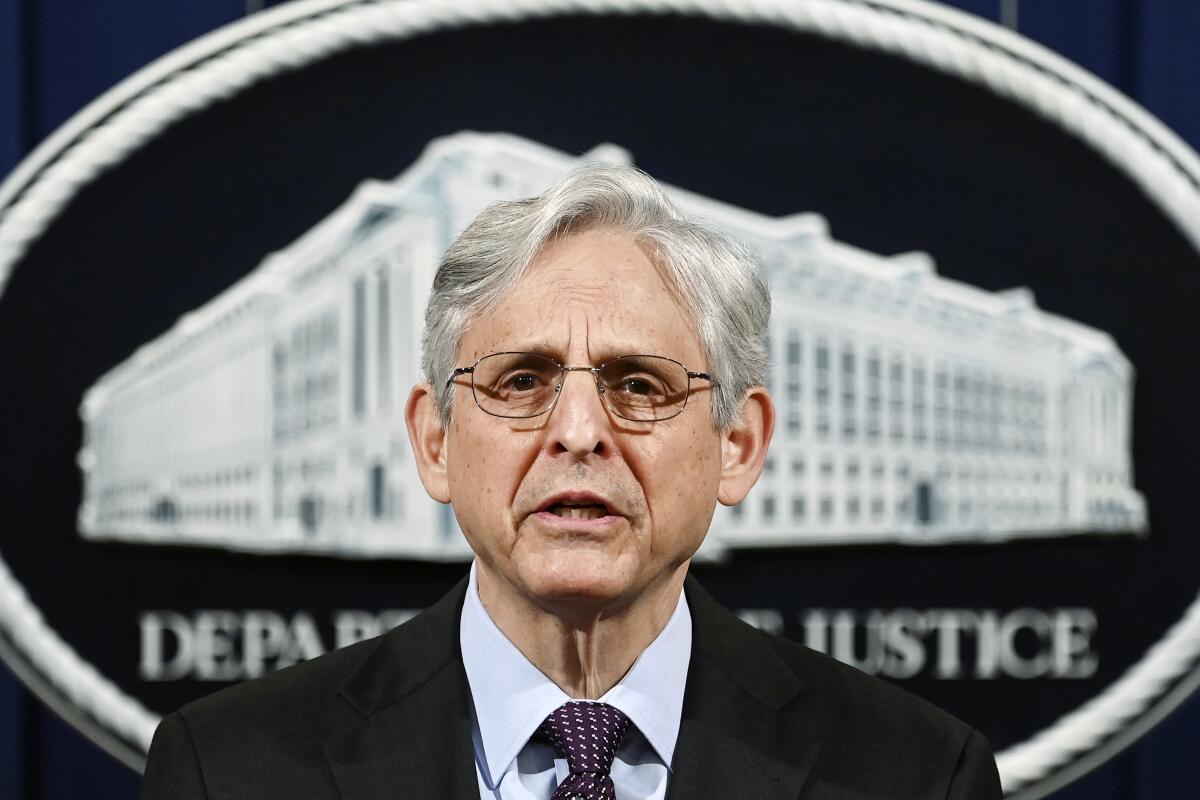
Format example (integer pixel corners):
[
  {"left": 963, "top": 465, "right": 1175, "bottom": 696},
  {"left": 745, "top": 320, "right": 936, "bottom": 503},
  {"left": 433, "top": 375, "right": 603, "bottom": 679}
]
[{"left": 470, "top": 353, "right": 691, "bottom": 421}]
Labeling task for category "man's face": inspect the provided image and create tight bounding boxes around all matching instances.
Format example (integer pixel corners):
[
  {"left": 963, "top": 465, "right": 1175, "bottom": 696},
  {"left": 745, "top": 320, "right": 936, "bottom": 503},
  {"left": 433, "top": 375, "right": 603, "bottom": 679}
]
[{"left": 445, "top": 228, "right": 722, "bottom": 611}]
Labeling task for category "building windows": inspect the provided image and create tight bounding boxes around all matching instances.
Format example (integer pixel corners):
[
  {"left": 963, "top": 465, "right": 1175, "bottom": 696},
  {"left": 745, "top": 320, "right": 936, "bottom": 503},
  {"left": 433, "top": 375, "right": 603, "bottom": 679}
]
[
  {"left": 841, "top": 344, "right": 857, "bottom": 440},
  {"left": 299, "top": 495, "right": 322, "bottom": 534},
  {"left": 989, "top": 378, "right": 1003, "bottom": 451},
  {"left": 786, "top": 329, "right": 802, "bottom": 436},
  {"left": 912, "top": 360, "right": 928, "bottom": 444},
  {"left": 1033, "top": 386, "right": 1048, "bottom": 455},
  {"left": 786, "top": 397, "right": 801, "bottom": 435},
  {"left": 792, "top": 497, "right": 806, "bottom": 521},
  {"left": 762, "top": 495, "right": 776, "bottom": 520},
  {"left": 1007, "top": 384, "right": 1023, "bottom": 453},
  {"left": 971, "top": 375, "right": 988, "bottom": 450},
  {"left": 786, "top": 333, "right": 802, "bottom": 366},
  {"left": 953, "top": 369, "right": 968, "bottom": 449},
  {"left": 816, "top": 339, "right": 831, "bottom": 438},
  {"left": 370, "top": 464, "right": 387, "bottom": 520},
  {"left": 866, "top": 350, "right": 882, "bottom": 442},
  {"left": 888, "top": 355, "right": 905, "bottom": 443},
  {"left": 353, "top": 277, "right": 367, "bottom": 417},
  {"left": 272, "top": 312, "right": 340, "bottom": 442},
  {"left": 376, "top": 268, "right": 392, "bottom": 409},
  {"left": 820, "top": 496, "right": 834, "bottom": 520},
  {"left": 934, "top": 366, "right": 949, "bottom": 449}
]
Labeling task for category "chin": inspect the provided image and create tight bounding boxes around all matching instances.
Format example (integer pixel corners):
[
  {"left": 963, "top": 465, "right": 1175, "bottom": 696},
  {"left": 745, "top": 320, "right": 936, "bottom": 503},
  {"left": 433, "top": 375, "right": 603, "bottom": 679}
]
[{"left": 517, "top": 550, "right": 636, "bottom": 607}]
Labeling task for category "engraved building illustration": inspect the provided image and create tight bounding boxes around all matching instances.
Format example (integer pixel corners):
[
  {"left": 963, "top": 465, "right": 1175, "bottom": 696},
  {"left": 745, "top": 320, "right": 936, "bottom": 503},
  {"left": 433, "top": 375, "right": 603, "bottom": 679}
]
[{"left": 76, "top": 132, "right": 1147, "bottom": 558}]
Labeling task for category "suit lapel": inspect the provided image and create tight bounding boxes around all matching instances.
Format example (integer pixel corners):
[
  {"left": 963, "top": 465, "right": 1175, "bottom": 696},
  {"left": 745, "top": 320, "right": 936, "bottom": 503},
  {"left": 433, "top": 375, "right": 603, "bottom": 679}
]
[
  {"left": 323, "top": 579, "right": 479, "bottom": 800},
  {"left": 668, "top": 578, "right": 822, "bottom": 800},
  {"left": 319, "top": 574, "right": 822, "bottom": 799}
]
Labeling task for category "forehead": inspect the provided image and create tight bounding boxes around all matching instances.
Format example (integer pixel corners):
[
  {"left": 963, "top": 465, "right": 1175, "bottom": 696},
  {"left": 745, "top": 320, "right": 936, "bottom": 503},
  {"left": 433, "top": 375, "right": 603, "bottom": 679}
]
[{"left": 459, "top": 228, "right": 705, "bottom": 363}]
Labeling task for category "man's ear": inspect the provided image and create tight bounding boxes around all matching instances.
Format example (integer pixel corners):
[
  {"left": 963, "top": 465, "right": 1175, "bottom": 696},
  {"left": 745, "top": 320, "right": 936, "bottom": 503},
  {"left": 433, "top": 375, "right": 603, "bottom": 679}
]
[
  {"left": 717, "top": 387, "right": 775, "bottom": 506},
  {"left": 405, "top": 383, "right": 451, "bottom": 504}
]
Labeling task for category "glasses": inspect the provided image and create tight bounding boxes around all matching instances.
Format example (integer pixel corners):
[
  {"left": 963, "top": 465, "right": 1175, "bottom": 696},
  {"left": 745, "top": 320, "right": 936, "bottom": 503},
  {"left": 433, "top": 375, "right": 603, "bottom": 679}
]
[{"left": 447, "top": 352, "right": 715, "bottom": 422}]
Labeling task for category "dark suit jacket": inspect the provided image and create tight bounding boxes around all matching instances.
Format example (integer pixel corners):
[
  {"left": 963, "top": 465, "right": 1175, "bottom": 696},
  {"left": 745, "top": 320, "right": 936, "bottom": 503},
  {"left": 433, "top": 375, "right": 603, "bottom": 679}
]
[{"left": 141, "top": 576, "right": 1002, "bottom": 799}]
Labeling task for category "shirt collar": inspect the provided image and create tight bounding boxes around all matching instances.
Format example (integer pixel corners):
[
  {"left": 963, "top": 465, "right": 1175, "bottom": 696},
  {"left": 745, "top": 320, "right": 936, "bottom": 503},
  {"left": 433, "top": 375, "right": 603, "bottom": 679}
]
[{"left": 459, "top": 562, "right": 692, "bottom": 784}]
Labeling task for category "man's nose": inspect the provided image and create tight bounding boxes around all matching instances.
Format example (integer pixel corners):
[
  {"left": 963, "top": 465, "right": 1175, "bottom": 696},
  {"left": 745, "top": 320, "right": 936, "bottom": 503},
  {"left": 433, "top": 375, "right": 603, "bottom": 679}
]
[{"left": 546, "top": 369, "right": 610, "bottom": 459}]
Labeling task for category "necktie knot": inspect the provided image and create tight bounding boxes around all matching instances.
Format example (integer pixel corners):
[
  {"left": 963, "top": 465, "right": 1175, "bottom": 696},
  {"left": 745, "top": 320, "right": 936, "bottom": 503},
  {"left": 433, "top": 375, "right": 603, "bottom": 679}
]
[{"left": 538, "top": 701, "right": 632, "bottom": 799}]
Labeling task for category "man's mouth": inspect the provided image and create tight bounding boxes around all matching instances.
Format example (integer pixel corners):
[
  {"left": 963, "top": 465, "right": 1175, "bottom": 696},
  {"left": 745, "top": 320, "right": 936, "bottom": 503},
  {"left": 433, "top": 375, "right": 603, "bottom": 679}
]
[{"left": 543, "top": 502, "right": 611, "bottom": 521}]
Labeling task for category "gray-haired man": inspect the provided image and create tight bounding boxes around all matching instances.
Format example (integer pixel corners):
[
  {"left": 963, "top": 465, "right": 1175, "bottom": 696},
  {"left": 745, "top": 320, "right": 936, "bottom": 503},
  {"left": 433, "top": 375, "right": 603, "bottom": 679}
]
[{"left": 142, "top": 164, "right": 1002, "bottom": 799}]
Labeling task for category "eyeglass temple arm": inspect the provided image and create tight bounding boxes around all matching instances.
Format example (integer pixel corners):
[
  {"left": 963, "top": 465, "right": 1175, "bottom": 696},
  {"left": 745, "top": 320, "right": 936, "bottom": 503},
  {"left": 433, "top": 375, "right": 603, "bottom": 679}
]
[
  {"left": 687, "top": 371, "right": 715, "bottom": 383},
  {"left": 446, "top": 366, "right": 474, "bottom": 387}
]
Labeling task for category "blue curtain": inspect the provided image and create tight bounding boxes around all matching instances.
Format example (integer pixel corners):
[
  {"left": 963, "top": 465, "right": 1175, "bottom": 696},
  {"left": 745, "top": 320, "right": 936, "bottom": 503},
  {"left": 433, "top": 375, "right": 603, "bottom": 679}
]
[{"left": 1, "top": 1, "right": 1198, "bottom": 797}]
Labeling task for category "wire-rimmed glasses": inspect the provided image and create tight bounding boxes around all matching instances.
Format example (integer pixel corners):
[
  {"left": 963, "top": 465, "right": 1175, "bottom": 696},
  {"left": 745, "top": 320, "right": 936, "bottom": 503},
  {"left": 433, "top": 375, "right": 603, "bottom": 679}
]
[{"left": 447, "top": 352, "right": 715, "bottom": 422}]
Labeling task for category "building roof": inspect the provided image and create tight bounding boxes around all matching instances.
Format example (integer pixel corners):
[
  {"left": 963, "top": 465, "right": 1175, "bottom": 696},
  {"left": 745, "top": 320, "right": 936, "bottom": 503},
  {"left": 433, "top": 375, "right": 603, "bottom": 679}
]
[{"left": 81, "top": 130, "right": 1132, "bottom": 418}]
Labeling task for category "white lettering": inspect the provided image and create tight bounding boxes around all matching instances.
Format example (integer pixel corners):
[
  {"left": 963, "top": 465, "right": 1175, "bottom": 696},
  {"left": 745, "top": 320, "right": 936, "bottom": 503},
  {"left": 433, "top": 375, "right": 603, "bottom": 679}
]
[
  {"left": 799, "top": 607, "right": 1099, "bottom": 681},
  {"left": 832, "top": 610, "right": 886, "bottom": 674},
  {"left": 138, "top": 611, "right": 194, "bottom": 681},
  {"left": 930, "top": 610, "right": 978, "bottom": 679},
  {"left": 1053, "top": 608, "right": 1099, "bottom": 679},
  {"left": 241, "top": 611, "right": 289, "bottom": 679},
  {"left": 194, "top": 611, "right": 242, "bottom": 681},
  {"left": 275, "top": 612, "right": 325, "bottom": 671},
  {"left": 137, "top": 609, "right": 417, "bottom": 682},
  {"left": 881, "top": 608, "right": 927, "bottom": 679},
  {"left": 998, "top": 609, "right": 1052, "bottom": 679},
  {"left": 975, "top": 611, "right": 1000, "bottom": 679},
  {"left": 802, "top": 609, "right": 829, "bottom": 654},
  {"left": 334, "top": 610, "right": 383, "bottom": 649},
  {"left": 137, "top": 606, "right": 1097, "bottom": 683}
]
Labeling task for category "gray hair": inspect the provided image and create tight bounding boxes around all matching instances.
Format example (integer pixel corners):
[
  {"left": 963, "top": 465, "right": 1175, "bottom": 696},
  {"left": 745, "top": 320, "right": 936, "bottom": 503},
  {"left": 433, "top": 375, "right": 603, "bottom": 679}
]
[{"left": 421, "top": 163, "right": 771, "bottom": 429}]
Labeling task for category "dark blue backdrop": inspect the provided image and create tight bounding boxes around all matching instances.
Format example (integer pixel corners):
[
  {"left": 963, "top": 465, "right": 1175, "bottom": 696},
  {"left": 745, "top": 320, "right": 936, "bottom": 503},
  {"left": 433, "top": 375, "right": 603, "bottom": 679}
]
[{"left": 1, "top": 1, "right": 1198, "bottom": 798}]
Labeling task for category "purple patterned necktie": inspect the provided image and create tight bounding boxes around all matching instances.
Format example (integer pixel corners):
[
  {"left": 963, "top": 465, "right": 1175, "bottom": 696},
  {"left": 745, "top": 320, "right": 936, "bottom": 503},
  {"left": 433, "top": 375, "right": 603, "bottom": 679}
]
[{"left": 538, "top": 700, "right": 633, "bottom": 800}]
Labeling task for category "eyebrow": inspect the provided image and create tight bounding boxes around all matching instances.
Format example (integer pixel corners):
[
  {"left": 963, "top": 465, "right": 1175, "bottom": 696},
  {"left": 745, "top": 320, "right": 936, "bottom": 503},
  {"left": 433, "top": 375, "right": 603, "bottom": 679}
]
[
  {"left": 487, "top": 340, "right": 563, "bottom": 358},
  {"left": 489, "top": 341, "right": 670, "bottom": 363}
]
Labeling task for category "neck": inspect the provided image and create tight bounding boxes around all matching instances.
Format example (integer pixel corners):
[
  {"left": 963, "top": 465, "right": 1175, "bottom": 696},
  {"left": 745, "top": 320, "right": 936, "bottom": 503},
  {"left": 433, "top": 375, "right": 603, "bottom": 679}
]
[{"left": 475, "top": 563, "right": 688, "bottom": 699}]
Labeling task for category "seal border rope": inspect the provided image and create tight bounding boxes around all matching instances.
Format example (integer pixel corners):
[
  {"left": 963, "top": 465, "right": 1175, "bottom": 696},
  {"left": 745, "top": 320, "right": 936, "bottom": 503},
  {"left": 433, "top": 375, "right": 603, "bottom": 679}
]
[{"left": 0, "top": 0, "right": 1198, "bottom": 794}]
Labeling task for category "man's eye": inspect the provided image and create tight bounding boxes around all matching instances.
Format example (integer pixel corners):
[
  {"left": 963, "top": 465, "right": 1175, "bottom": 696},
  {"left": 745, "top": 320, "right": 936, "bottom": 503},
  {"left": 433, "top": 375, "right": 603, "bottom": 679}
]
[
  {"left": 617, "top": 375, "right": 669, "bottom": 398},
  {"left": 622, "top": 378, "right": 655, "bottom": 396},
  {"left": 508, "top": 374, "right": 541, "bottom": 392}
]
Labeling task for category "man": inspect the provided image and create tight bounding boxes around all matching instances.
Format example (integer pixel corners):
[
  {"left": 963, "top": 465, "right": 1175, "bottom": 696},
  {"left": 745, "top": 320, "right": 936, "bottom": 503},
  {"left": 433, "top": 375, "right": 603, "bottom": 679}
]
[{"left": 142, "top": 164, "right": 1002, "bottom": 799}]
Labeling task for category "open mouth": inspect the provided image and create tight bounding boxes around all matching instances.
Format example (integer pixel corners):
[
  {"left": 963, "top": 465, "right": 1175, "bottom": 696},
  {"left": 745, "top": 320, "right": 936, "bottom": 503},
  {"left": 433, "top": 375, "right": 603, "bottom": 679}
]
[{"left": 542, "top": 503, "right": 611, "bottom": 521}]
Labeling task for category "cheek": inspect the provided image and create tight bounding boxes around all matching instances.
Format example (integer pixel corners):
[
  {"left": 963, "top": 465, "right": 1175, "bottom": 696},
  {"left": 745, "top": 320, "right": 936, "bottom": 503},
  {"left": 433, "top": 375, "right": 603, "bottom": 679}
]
[
  {"left": 639, "top": 427, "right": 722, "bottom": 542},
  {"left": 448, "top": 421, "right": 525, "bottom": 522}
]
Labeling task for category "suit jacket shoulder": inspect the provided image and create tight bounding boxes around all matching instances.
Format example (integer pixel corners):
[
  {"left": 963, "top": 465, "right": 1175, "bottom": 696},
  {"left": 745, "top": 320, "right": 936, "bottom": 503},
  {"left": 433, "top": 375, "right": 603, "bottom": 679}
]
[
  {"left": 141, "top": 578, "right": 479, "bottom": 800},
  {"left": 677, "top": 576, "right": 1002, "bottom": 800},
  {"left": 142, "top": 634, "right": 375, "bottom": 799}
]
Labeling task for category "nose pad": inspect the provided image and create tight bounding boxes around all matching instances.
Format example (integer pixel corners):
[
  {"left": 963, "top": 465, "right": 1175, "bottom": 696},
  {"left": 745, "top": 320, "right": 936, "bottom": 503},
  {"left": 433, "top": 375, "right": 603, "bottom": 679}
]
[
  {"left": 547, "top": 370, "right": 609, "bottom": 457},
  {"left": 551, "top": 368, "right": 605, "bottom": 409},
  {"left": 554, "top": 369, "right": 599, "bottom": 405}
]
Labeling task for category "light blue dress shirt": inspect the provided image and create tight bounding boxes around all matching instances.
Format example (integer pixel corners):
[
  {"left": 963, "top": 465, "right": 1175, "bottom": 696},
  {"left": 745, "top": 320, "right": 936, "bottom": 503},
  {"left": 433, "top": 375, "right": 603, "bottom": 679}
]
[{"left": 459, "top": 563, "right": 693, "bottom": 800}]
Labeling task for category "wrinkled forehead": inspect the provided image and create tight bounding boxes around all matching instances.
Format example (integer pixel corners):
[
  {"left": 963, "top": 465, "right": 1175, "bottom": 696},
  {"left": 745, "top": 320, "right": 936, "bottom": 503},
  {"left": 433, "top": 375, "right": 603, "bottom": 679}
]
[{"left": 459, "top": 229, "right": 704, "bottom": 364}]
